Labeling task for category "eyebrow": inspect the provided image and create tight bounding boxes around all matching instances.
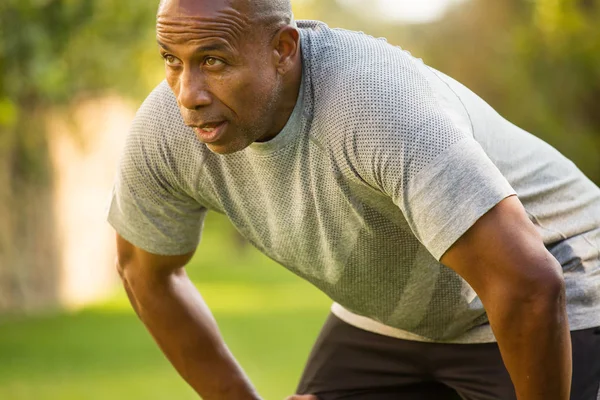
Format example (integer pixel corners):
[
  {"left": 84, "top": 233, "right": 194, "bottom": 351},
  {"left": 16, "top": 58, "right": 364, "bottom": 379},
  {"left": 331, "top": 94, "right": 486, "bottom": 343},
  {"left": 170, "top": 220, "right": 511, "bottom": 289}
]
[{"left": 157, "top": 40, "right": 232, "bottom": 54}]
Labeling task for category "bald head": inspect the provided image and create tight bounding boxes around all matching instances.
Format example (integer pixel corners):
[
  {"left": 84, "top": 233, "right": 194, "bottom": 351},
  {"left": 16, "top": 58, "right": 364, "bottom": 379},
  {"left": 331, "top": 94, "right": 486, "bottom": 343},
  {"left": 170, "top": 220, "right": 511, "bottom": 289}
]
[
  {"left": 156, "top": 0, "right": 302, "bottom": 154},
  {"left": 158, "top": 0, "right": 294, "bottom": 28}
]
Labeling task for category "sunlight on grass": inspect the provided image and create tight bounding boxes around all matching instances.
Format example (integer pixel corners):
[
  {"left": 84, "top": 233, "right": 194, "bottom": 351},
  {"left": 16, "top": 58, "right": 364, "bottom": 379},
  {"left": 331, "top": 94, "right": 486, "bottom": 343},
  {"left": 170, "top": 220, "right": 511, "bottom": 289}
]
[
  {"left": 0, "top": 212, "right": 331, "bottom": 399},
  {"left": 0, "top": 306, "right": 329, "bottom": 399},
  {"left": 94, "top": 282, "right": 331, "bottom": 315}
]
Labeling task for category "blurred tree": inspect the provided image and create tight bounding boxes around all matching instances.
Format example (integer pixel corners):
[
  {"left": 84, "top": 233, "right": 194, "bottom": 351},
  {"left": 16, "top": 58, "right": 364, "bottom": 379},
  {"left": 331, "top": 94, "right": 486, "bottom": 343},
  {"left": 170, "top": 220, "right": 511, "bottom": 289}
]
[
  {"left": 0, "top": 0, "right": 598, "bottom": 312},
  {"left": 0, "top": 0, "right": 158, "bottom": 312},
  {"left": 408, "top": 0, "right": 600, "bottom": 183},
  {"left": 523, "top": 0, "right": 600, "bottom": 179}
]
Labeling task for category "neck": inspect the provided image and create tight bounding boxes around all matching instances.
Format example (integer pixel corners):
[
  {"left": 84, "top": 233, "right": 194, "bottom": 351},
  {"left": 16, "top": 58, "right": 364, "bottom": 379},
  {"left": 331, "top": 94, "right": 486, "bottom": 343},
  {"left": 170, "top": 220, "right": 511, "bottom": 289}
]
[{"left": 257, "top": 57, "right": 303, "bottom": 142}]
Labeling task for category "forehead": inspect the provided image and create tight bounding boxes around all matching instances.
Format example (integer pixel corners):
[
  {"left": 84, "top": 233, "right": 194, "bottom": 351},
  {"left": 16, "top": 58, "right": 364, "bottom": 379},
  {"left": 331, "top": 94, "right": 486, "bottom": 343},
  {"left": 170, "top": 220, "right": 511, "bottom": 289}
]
[
  {"left": 157, "top": 0, "right": 252, "bottom": 47},
  {"left": 158, "top": 0, "right": 239, "bottom": 17}
]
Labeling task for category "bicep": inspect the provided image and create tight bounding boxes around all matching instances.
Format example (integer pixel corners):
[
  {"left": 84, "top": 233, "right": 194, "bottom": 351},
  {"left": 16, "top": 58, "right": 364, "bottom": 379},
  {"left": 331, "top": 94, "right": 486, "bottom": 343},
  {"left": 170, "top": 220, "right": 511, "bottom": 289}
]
[
  {"left": 116, "top": 233, "right": 196, "bottom": 277},
  {"left": 440, "top": 196, "right": 563, "bottom": 300}
]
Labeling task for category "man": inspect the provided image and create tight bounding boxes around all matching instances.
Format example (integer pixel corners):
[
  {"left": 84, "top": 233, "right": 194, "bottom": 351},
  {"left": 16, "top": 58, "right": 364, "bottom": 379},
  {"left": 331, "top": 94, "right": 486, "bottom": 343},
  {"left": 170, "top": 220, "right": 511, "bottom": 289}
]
[{"left": 107, "top": 0, "right": 600, "bottom": 398}]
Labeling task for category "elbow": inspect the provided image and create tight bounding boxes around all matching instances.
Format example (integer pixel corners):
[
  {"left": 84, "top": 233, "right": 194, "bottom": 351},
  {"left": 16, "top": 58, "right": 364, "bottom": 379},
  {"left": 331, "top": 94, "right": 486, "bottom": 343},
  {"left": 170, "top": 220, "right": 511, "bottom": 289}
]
[
  {"left": 527, "top": 272, "right": 566, "bottom": 316},
  {"left": 498, "top": 265, "right": 567, "bottom": 325},
  {"left": 540, "top": 271, "right": 566, "bottom": 313},
  {"left": 512, "top": 250, "right": 566, "bottom": 303},
  {"left": 488, "top": 255, "right": 567, "bottom": 322},
  {"left": 491, "top": 272, "right": 568, "bottom": 338},
  {"left": 542, "top": 269, "right": 566, "bottom": 298},
  {"left": 528, "top": 255, "right": 566, "bottom": 306}
]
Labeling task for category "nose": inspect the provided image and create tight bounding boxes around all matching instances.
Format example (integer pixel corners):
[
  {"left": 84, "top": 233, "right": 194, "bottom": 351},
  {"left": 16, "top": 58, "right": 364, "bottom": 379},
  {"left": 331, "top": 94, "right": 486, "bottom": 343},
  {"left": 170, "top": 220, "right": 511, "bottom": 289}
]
[{"left": 177, "top": 68, "right": 212, "bottom": 110}]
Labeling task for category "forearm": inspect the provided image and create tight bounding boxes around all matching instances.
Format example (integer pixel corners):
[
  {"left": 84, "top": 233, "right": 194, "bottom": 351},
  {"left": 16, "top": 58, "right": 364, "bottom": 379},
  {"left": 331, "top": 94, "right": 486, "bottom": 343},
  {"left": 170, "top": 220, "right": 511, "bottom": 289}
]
[
  {"left": 121, "top": 268, "right": 260, "bottom": 400},
  {"left": 487, "top": 284, "right": 571, "bottom": 399}
]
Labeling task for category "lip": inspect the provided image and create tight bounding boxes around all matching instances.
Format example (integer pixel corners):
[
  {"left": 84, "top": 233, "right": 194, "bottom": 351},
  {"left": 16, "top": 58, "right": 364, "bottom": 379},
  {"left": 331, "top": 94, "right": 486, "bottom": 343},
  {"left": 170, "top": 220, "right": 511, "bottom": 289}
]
[{"left": 193, "top": 121, "right": 227, "bottom": 144}]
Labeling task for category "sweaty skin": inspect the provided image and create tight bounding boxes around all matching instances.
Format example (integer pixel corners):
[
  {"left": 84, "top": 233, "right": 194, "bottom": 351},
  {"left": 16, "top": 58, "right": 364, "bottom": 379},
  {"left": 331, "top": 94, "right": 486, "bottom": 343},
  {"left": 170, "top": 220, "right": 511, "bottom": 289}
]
[{"left": 156, "top": 0, "right": 301, "bottom": 154}]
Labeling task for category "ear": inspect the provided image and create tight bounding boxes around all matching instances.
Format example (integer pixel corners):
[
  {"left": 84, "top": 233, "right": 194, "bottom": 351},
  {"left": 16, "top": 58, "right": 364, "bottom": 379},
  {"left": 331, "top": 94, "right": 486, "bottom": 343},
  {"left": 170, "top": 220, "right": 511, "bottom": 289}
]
[{"left": 272, "top": 26, "right": 300, "bottom": 75}]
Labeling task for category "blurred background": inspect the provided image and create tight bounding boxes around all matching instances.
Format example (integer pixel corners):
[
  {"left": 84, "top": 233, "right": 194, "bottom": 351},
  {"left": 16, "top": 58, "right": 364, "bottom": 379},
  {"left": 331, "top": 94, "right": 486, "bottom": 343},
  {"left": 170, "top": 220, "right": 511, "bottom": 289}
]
[{"left": 0, "top": 0, "right": 599, "bottom": 398}]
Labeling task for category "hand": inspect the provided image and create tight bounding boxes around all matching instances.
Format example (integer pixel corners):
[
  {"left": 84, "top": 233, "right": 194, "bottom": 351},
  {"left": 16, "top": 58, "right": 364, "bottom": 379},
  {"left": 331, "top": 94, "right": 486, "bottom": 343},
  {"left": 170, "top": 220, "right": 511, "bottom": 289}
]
[{"left": 285, "top": 395, "right": 319, "bottom": 400}]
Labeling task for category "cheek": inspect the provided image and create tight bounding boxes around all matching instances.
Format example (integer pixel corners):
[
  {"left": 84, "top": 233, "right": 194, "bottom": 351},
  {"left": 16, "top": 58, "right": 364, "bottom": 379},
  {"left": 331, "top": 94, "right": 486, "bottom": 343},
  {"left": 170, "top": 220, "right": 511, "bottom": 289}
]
[
  {"left": 165, "top": 69, "right": 181, "bottom": 96},
  {"left": 245, "top": 70, "right": 278, "bottom": 102},
  {"left": 219, "top": 72, "right": 271, "bottom": 110}
]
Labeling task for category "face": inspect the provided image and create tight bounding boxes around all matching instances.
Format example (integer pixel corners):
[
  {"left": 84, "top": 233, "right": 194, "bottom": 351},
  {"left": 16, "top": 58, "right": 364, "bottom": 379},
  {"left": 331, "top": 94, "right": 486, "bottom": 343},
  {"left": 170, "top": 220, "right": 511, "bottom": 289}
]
[{"left": 157, "top": 0, "right": 285, "bottom": 154}]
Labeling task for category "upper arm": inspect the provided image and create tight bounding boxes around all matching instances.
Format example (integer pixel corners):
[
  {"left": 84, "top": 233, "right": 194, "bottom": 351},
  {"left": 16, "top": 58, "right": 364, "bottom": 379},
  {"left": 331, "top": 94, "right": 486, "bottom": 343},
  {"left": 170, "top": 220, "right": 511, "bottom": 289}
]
[
  {"left": 116, "top": 233, "right": 195, "bottom": 278},
  {"left": 440, "top": 195, "right": 564, "bottom": 302}
]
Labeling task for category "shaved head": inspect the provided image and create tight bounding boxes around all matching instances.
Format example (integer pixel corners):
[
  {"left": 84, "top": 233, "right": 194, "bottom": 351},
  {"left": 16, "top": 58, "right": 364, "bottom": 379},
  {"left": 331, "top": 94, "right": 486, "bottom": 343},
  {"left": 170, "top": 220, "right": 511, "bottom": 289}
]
[
  {"left": 156, "top": 0, "right": 302, "bottom": 154},
  {"left": 158, "top": 0, "right": 294, "bottom": 28}
]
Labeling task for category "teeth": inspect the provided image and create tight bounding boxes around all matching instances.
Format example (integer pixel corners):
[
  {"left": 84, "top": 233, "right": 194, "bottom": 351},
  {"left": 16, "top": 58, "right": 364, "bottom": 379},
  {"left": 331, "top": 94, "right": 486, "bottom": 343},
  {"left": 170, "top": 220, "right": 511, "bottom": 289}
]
[{"left": 201, "top": 127, "right": 215, "bottom": 132}]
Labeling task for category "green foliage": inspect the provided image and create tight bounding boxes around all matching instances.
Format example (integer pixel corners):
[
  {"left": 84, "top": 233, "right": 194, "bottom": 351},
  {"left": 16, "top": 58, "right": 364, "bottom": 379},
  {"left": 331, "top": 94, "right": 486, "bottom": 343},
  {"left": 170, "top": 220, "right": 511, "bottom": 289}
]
[
  {"left": 523, "top": 0, "right": 600, "bottom": 179},
  {"left": 0, "top": 0, "right": 160, "bottom": 192},
  {"left": 0, "top": 0, "right": 158, "bottom": 106},
  {"left": 404, "top": 0, "right": 600, "bottom": 183}
]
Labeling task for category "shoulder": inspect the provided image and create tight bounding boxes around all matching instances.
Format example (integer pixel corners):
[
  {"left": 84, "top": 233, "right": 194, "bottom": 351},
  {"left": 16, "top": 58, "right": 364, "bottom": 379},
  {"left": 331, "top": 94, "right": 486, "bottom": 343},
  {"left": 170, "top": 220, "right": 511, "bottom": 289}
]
[
  {"left": 300, "top": 22, "right": 453, "bottom": 147},
  {"left": 299, "top": 24, "right": 476, "bottom": 190}
]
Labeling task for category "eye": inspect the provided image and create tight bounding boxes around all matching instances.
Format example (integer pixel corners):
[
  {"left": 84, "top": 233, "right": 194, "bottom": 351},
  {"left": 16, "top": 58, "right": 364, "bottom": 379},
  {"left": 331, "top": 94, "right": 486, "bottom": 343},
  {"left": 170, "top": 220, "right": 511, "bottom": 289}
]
[
  {"left": 204, "top": 57, "right": 224, "bottom": 67},
  {"left": 163, "top": 54, "right": 181, "bottom": 67}
]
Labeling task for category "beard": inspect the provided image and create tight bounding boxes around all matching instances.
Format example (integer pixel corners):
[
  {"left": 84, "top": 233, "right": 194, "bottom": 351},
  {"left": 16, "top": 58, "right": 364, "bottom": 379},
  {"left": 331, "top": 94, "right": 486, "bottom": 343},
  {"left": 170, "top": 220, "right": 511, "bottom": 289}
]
[{"left": 214, "top": 77, "right": 285, "bottom": 154}]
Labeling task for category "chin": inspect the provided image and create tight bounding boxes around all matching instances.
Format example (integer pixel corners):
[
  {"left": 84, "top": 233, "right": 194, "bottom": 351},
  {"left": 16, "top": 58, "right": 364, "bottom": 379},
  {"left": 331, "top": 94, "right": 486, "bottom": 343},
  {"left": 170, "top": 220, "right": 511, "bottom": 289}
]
[
  {"left": 205, "top": 141, "right": 249, "bottom": 155},
  {"left": 201, "top": 127, "right": 261, "bottom": 155}
]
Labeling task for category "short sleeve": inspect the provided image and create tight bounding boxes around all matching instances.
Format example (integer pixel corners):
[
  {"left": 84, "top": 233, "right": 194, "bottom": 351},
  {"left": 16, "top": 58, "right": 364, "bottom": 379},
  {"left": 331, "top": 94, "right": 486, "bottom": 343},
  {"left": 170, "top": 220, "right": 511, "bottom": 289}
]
[
  {"left": 107, "top": 83, "right": 206, "bottom": 256},
  {"left": 401, "top": 137, "right": 516, "bottom": 259},
  {"left": 345, "top": 61, "right": 516, "bottom": 260}
]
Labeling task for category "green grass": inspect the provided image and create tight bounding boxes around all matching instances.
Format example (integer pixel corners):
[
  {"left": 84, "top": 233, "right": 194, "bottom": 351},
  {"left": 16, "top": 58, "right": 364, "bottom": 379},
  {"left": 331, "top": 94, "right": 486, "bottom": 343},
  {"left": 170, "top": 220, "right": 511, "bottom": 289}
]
[{"left": 0, "top": 212, "right": 332, "bottom": 399}]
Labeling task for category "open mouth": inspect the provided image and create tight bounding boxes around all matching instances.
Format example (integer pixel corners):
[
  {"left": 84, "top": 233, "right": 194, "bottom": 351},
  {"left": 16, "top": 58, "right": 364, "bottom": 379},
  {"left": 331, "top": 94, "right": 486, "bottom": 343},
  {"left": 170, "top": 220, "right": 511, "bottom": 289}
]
[
  {"left": 193, "top": 121, "right": 227, "bottom": 143},
  {"left": 199, "top": 122, "right": 221, "bottom": 132}
]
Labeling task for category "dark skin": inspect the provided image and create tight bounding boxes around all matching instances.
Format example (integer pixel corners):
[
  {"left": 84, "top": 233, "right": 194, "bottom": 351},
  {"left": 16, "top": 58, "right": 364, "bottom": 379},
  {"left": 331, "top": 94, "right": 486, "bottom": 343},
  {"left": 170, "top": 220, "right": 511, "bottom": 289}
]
[
  {"left": 441, "top": 195, "right": 571, "bottom": 399},
  {"left": 117, "top": 0, "right": 571, "bottom": 398},
  {"left": 156, "top": 0, "right": 301, "bottom": 154}
]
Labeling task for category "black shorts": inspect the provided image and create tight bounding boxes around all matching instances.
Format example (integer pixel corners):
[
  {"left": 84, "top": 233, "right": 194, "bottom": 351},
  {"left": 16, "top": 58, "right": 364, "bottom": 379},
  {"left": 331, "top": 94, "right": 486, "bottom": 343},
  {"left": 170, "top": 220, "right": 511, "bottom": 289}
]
[{"left": 296, "top": 313, "right": 600, "bottom": 400}]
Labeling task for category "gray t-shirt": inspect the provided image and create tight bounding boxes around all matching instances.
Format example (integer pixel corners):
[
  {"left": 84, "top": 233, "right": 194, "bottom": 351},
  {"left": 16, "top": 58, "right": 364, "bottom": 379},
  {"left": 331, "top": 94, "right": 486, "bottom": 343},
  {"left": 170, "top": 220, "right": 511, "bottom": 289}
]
[{"left": 108, "top": 20, "right": 600, "bottom": 343}]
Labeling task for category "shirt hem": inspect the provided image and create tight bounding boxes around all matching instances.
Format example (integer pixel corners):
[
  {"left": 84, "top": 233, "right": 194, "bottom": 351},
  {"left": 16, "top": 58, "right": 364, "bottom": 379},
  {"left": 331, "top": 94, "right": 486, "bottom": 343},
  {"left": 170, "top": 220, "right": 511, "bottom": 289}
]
[{"left": 332, "top": 303, "right": 600, "bottom": 344}]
